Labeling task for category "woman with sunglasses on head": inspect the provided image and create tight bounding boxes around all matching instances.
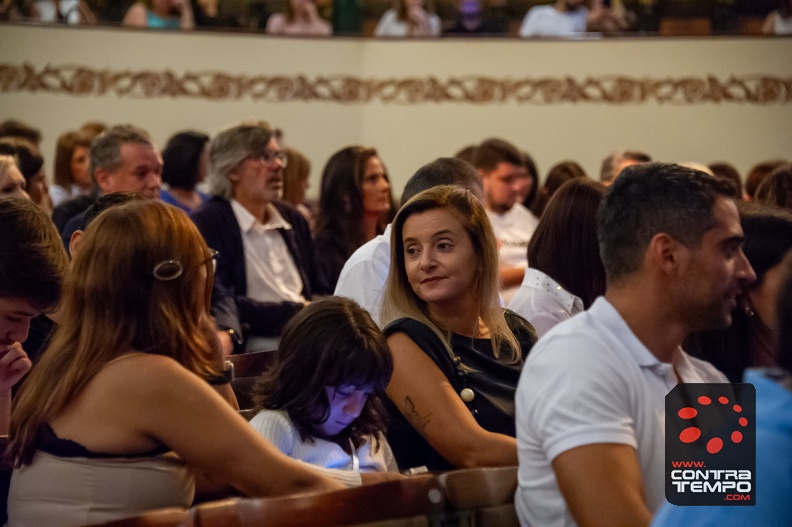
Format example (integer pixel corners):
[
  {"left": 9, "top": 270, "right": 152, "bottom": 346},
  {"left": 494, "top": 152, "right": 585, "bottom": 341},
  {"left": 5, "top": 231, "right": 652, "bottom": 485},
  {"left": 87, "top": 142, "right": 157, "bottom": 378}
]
[
  {"left": 380, "top": 185, "right": 537, "bottom": 471},
  {"left": 7, "top": 200, "right": 349, "bottom": 527}
]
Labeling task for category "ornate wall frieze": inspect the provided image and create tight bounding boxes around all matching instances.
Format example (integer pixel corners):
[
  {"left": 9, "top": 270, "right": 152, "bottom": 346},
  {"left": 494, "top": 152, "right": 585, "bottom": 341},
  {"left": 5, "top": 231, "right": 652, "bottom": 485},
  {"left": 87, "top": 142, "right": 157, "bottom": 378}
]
[{"left": 1, "top": 63, "right": 790, "bottom": 105}]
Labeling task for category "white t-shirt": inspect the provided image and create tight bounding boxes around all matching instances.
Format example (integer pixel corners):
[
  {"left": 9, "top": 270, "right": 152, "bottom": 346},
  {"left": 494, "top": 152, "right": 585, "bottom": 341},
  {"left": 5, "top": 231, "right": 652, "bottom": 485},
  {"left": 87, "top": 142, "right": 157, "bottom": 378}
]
[
  {"left": 249, "top": 409, "right": 397, "bottom": 473},
  {"left": 34, "top": 0, "right": 80, "bottom": 23},
  {"left": 507, "top": 268, "right": 583, "bottom": 338},
  {"left": 518, "top": 5, "right": 588, "bottom": 37},
  {"left": 515, "top": 297, "right": 727, "bottom": 527},
  {"left": 374, "top": 9, "right": 441, "bottom": 37},
  {"left": 486, "top": 202, "right": 539, "bottom": 303},
  {"left": 334, "top": 224, "right": 392, "bottom": 327}
]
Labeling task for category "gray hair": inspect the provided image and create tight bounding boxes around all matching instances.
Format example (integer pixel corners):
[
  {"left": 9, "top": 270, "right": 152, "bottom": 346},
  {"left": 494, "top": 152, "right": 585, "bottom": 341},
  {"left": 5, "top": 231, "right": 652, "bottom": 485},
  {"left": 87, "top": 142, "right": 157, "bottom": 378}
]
[
  {"left": 207, "top": 123, "right": 273, "bottom": 199},
  {"left": 599, "top": 150, "right": 652, "bottom": 183},
  {"left": 89, "top": 125, "right": 153, "bottom": 181}
]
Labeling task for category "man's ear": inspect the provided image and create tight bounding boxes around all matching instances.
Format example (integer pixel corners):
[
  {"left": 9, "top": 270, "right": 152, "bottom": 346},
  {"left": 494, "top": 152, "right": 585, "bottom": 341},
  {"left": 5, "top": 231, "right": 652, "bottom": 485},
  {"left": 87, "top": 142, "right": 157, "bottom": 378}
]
[
  {"left": 94, "top": 167, "right": 111, "bottom": 193},
  {"left": 647, "top": 232, "right": 688, "bottom": 277},
  {"left": 69, "top": 230, "right": 84, "bottom": 258}
]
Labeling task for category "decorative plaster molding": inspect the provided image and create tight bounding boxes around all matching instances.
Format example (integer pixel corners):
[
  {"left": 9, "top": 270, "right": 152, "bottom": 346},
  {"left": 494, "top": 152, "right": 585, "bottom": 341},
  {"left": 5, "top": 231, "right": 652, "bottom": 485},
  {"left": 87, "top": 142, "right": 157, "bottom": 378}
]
[{"left": 1, "top": 63, "right": 790, "bottom": 105}]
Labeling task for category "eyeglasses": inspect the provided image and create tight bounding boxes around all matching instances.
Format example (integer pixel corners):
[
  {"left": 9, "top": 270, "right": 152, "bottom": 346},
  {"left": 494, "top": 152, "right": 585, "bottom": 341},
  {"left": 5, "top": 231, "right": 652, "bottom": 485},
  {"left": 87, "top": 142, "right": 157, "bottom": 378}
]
[
  {"left": 152, "top": 249, "right": 219, "bottom": 281},
  {"left": 259, "top": 150, "right": 288, "bottom": 168}
]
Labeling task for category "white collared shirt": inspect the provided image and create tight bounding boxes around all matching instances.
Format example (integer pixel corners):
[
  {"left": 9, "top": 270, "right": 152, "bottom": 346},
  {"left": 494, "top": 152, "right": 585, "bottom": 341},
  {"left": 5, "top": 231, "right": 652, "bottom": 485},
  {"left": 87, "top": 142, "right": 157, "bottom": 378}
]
[
  {"left": 334, "top": 224, "right": 391, "bottom": 327},
  {"left": 507, "top": 268, "right": 584, "bottom": 338},
  {"left": 230, "top": 199, "right": 305, "bottom": 305}
]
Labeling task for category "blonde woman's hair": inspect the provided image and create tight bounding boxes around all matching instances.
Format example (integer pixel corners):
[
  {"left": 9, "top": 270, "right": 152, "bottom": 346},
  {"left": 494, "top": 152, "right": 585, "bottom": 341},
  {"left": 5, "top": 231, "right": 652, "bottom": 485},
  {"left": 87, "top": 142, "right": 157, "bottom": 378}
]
[
  {"left": 381, "top": 185, "right": 520, "bottom": 364},
  {"left": 9, "top": 200, "right": 218, "bottom": 467}
]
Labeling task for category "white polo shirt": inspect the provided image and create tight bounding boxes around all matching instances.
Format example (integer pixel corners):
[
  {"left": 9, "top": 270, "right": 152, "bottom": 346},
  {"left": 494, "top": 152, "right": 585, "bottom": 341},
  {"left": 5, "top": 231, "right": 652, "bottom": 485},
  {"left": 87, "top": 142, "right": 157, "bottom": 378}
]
[
  {"left": 334, "top": 224, "right": 392, "bottom": 327},
  {"left": 515, "top": 297, "right": 726, "bottom": 527}
]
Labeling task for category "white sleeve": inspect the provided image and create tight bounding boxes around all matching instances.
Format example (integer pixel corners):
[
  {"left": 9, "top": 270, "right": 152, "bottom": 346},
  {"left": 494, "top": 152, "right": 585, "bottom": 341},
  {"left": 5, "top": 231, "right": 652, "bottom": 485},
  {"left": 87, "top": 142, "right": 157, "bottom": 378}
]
[
  {"left": 334, "top": 248, "right": 389, "bottom": 327},
  {"left": 248, "top": 410, "right": 297, "bottom": 456},
  {"left": 518, "top": 335, "right": 637, "bottom": 463},
  {"left": 308, "top": 464, "right": 363, "bottom": 487},
  {"left": 518, "top": 10, "right": 537, "bottom": 37},
  {"left": 374, "top": 10, "right": 397, "bottom": 37}
]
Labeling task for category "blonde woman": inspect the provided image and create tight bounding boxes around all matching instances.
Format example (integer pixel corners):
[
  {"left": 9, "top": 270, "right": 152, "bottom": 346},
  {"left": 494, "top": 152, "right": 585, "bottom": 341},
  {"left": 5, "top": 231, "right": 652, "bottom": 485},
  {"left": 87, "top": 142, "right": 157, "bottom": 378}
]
[{"left": 381, "top": 185, "right": 536, "bottom": 471}]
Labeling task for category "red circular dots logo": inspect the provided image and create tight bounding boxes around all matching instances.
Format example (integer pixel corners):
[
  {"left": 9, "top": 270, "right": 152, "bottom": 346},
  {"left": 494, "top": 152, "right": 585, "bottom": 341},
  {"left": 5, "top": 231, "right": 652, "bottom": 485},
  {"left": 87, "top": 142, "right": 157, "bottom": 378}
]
[{"left": 676, "top": 394, "right": 748, "bottom": 455}]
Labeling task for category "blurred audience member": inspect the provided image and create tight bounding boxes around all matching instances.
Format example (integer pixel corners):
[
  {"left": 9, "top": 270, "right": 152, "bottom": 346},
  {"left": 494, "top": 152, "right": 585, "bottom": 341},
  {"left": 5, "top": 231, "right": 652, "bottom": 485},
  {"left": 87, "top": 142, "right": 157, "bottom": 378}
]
[
  {"left": 374, "top": 0, "right": 441, "bottom": 37},
  {"left": 709, "top": 161, "right": 743, "bottom": 200},
  {"left": 686, "top": 204, "right": 792, "bottom": 382},
  {"left": 0, "top": 156, "right": 28, "bottom": 200},
  {"left": 314, "top": 146, "right": 394, "bottom": 291},
  {"left": 454, "top": 144, "right": 477, "bottom": 164},
  {"left": 746, "top": 159, "right": 787, "bottom": 200},
  {"left": 50, "top": 130, "right": 93, "bottom": 207},
  {"left": 79, "top": 121, "right": 107, "bottom": 140},
  {"left": 266, "top": 0, "right": 332, "bottom": 35},
  {"left": 519, "top": 0, "right": 626, "bottom": 37},
  {"left": 473, "top": 138, "right": 534, "bottom": 302},
  {"left": 519, "top": 151, "right": 540, "bottom": 214},
  {"left": 445, "top": 0, "right": 505, "bottom": 35},
  {"left": 762, "top": 0, "right": 792, "bottom": 34},
  {"left": 123, "top": 0, "right": 195, "bottom": 29},
  {"left": 508, "top": 179, "right": 606, "bottom": 337},
  {"left": 281, "top": 147, "right": 314, "bottom": 228},
  {"left": 160, "top": 131, "right": 210, "bottom": 214},
  {"left": 0, "top": 139, "right": 52, "bottom": 215},
  {"left": 532, "top": 160, "right": 586, "bottom": 217},
  {"left": 599, "top": 149, "right": 651, "bottom": 186},
  {"left": 755, "top": 163, "right": 792, "bottom": 212},
  {"left": 28, "top": 0, "right": 96, "bottom": 24},
  {"left": 0, "top": 120, "right": 41, "bottom": 149}
]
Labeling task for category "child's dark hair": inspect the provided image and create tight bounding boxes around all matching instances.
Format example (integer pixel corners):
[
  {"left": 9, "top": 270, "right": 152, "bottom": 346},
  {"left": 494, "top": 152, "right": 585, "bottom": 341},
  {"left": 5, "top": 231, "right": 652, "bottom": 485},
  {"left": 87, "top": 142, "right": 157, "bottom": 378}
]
[{"left": 251, "top": 297, "right": 393, "bottom": 449}]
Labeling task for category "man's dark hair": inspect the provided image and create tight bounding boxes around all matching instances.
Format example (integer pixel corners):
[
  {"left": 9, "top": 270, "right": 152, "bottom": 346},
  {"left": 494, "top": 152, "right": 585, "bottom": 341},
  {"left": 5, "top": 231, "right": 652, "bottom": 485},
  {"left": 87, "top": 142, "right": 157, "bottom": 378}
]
[
  {"left": 401, "top": 157, "right": 483, "bottom": 206},
  {"left": 0, "top": 197, "right": 69, "bottom": 311},
  {"left": 598, "top": 163, "right": 736, "bottom": 284},
  {"left": 472, "top": 138, "right": 523, "bottom": 172},
  {"left": 161, "top": 131, "right": 210, "bottom": 190}
]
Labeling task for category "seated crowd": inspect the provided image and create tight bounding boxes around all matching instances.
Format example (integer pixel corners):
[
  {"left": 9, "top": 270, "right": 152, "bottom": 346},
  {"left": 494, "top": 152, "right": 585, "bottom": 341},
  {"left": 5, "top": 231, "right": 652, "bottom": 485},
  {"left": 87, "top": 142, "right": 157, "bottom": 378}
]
[
  {"left": 2, "top": 0, "right": 790, "bottom": 36},
  {"left": 0, "top": 117, "right": 791, "bottom": 527}
]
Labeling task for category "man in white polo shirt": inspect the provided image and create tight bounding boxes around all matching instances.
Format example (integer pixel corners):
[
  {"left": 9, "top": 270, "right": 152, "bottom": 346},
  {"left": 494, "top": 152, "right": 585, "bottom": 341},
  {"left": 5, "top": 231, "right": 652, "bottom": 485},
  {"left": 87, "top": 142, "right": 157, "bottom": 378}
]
[
  {"left": 515, "top": 163, "right": 756, "bottom": 526},
  {"left": 192, "top": 123, "right": 326, "bottom": 353}
]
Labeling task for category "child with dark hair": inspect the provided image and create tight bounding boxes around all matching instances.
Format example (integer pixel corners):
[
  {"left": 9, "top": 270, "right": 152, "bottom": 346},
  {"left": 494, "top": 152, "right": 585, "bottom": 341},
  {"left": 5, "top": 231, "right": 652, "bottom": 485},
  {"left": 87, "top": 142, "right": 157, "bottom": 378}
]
[{"left": 249, "top": 297, "right": 397, "bottom": 473}]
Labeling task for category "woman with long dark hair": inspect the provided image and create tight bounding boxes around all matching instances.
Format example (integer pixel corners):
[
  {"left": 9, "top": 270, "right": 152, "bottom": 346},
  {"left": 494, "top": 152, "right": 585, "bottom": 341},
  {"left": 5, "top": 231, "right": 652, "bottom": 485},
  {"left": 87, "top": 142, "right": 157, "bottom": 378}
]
[{"left": 314, "top": 146, "right": 394, "bottom": 290}]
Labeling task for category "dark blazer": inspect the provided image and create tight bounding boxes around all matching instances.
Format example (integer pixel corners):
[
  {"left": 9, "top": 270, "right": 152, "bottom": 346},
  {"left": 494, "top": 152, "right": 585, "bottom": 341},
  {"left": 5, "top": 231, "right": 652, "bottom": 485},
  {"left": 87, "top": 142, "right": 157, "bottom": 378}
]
[{"left": 191, "top": 197, "right": 328, "bottom": 346}]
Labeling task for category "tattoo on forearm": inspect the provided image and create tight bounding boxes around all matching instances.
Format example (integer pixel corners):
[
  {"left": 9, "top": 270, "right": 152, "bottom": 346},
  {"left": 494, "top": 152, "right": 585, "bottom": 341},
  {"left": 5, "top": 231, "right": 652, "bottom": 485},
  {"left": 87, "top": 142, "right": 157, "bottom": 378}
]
[{"left": 404, "top": 395, "right": 432, "bottom": 431}]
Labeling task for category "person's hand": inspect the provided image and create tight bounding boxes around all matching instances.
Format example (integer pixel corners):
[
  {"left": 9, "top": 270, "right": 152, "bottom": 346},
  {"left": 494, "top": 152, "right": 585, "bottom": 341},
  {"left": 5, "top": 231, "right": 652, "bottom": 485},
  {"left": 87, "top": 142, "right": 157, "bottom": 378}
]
[
  {"left": 170, "top": 0, "right": 191, "bottom": 14},
  {"left": 360, "top": 471, "right": 405, "bottom": 485},
  {"left": 0, "top": 342, "right": 32, "bottom": 392}
]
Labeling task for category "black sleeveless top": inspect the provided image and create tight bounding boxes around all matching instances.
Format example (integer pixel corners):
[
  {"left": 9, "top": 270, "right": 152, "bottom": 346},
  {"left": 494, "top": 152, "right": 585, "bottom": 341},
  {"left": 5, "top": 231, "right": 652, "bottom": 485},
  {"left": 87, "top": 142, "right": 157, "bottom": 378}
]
[{"left": 383, "top": 310, "right": 537, "bottom": 471}]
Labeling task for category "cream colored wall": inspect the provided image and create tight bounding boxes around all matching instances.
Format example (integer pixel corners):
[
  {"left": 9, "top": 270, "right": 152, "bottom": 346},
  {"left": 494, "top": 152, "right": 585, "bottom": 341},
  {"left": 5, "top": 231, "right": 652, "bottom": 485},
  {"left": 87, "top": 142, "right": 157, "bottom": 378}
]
[{"left": 0, "top": 24, "right": 790, "bottom": 198}]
